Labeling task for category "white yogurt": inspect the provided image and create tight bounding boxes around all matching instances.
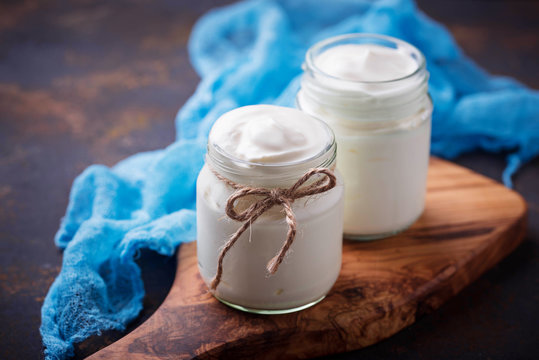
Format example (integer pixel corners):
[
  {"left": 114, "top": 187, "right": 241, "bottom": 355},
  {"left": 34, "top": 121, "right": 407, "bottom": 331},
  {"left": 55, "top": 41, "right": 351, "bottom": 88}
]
[
  {"left": 197, "top": 105, "right": 344, "bottom": 313},
  {"left": 209, "top": 105, "right": 329, "bottom": 164},
  {"left": 315, "top": 43, "right": 417, "bottom": 82},
  {"left": 298, "top": 34, "right": 432, "bottom": 239}
]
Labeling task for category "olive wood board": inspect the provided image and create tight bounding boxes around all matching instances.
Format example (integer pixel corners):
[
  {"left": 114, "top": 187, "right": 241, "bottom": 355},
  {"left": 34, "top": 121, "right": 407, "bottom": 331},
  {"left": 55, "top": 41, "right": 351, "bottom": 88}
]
[{"left": 88, "top": 157, "right": 527, "bottom": 360}]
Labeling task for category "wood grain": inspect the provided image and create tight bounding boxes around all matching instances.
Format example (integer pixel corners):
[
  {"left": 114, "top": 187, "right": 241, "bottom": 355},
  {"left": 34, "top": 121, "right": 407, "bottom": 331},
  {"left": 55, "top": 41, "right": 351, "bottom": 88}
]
[{"left": 88, "top": 158, "right": 527, "bottom": 360}]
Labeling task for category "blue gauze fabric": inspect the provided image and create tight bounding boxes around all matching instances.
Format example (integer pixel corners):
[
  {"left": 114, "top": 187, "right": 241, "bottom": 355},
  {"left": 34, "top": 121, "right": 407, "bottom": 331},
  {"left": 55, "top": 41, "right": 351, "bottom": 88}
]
[{"left": 40, "top": 0, "right": 539, "bottom": 358}]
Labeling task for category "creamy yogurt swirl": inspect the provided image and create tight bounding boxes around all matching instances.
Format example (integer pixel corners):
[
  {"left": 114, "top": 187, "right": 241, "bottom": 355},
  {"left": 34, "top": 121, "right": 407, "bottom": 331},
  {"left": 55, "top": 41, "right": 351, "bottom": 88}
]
[
  {"left": 209, "top": 105, "right": 329, "bottom": 164},
  {"left": 314, "top": 43, "right": 418, "bottom": 83}
]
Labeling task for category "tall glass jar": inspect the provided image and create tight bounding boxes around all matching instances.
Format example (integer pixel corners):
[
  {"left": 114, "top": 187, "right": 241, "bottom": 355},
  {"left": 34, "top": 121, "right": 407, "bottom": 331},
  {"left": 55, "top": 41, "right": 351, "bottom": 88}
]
[
  {"left": 196, "top": 105, "right": 344, "bottom": 314},
  {"left": 297, "top": 34, "right": 432, "bottom": 240}
]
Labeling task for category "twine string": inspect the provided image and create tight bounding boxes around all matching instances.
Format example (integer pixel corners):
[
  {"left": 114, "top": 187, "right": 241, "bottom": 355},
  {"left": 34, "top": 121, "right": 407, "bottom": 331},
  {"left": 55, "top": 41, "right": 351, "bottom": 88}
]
[{"left": 208, "top": 167, "right": 337, "bottom": 290}]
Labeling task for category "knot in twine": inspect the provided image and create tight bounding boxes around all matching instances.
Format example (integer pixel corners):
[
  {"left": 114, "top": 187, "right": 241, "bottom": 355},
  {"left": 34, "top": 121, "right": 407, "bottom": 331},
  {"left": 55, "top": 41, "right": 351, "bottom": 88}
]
[{"left": 209, "top": 167, "right": 337, "bottom": 291}]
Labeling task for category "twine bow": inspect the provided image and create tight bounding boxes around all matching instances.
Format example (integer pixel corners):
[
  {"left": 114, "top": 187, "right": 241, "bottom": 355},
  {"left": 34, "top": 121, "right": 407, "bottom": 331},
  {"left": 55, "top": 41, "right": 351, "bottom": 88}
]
[{"left": 209, "top": 167, "right": 337, "bottom": 291}]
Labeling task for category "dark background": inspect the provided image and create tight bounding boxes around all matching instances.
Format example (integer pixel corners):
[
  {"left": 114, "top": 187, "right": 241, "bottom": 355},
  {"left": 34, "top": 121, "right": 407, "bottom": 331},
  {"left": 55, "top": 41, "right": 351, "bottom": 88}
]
[{"left": 0, "top": 0, "right": 537, "bottom": 359}]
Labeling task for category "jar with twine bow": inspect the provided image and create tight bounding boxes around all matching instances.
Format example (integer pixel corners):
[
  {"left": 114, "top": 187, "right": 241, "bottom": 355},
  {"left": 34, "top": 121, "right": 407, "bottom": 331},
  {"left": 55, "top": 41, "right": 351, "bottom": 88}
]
[{"left": 196, "top": 105, "right": 344, "bottom": 314}]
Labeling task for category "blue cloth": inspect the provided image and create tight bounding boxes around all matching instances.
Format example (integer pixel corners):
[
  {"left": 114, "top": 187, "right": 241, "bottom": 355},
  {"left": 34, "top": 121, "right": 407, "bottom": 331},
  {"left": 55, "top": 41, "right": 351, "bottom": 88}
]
[{"left": 40, "top": 0, "right": 539, "bottom": 358}]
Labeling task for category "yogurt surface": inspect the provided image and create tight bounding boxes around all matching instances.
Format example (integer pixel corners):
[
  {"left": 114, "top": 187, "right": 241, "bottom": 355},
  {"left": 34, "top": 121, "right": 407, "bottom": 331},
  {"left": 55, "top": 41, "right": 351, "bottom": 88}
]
[
  {"left": 209, "top": 105, "right": 330, "bottom": 164},
  {"left": 314, "top": 43, "right": 418, "bottom": 83}
]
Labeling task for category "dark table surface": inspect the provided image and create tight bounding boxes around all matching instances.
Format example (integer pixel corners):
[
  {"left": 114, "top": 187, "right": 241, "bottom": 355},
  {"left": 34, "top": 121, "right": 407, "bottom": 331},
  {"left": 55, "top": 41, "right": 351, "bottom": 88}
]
[{"left": 0, "top": 0, "right": 538, "bottom": 359}]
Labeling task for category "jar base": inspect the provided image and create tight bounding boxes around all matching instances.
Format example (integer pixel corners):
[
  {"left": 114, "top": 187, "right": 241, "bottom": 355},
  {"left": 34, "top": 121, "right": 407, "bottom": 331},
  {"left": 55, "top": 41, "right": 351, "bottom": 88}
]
[
  {"left": 215, "top": 295, "right": 326, "bottom": 315},
  {"left": 344, "top": 213, "right": 422, "bottom": 241},
  {"left": 344, "top": 229, "right": 403, "bottom": 241}
]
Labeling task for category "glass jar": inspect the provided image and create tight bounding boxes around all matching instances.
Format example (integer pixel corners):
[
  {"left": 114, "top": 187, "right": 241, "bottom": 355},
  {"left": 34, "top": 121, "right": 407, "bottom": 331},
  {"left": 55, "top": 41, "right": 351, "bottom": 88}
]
[
  {"left": 196, "top": 106, "right": 344, "bottom": 314},
  {"left": 297, "top": 33, "right": 432, "bottom": 240}
]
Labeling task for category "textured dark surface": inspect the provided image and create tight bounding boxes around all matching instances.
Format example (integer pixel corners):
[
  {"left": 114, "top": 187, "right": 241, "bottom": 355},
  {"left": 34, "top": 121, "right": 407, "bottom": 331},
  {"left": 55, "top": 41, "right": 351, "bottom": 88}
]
[{"left": 0, "top": 0, "right": 537, "bottom": 359}]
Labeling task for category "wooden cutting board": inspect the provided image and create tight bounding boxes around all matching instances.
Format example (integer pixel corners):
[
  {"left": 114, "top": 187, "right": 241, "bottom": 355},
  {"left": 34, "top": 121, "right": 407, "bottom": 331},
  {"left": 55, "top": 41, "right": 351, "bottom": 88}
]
[{"left": 88, "top": 158, "right": 527, "bottom": 360}]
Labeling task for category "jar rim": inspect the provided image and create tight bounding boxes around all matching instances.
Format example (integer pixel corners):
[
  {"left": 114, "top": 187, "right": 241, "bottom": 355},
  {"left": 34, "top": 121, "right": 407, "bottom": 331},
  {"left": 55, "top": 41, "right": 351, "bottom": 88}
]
[{"left": 305, "top": 33, "right": 426, "bottom": 85}]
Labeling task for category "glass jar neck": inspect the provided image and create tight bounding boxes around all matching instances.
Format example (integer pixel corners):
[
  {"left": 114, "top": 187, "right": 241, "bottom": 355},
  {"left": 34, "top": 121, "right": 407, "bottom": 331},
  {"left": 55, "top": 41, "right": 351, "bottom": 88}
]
[
  {"left": 206, "top": 133, "right": 337, "bottom": 188},
  {"left": 299, "top": 34, "right": 430, "bottom": 125}
]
